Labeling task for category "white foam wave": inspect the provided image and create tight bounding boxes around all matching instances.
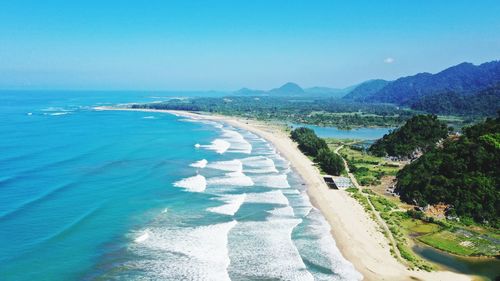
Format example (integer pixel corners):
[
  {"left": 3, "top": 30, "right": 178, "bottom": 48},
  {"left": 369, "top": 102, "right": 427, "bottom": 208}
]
[
  {"left": 207, "top": 172, "right": 253, "bottom": 186},
  {"left": 207, "top": 159, "right": 243, "bottom": 172},
  {"left": 173, "top": 174, "right": 207, "bottom": 192},
  {"left": 190, "top": 159, "right": 208, "bottom": 168},
  {"left": 245, "top": 190, "right": 289, "bottom": 205},
  {"left": 221, "top": 129, "right": 252, "bottom": 154},
  {"left": 182, "top": 118, "right": 224, "bottom": 129},
  {"left": 49, "top": 112, "right": 69, "bottom": 116},
  {"left": 241, "top": 156, "right": 278, "bottom": 173},
  {"left": 284, "top": 190, "right": 313, "bottom": 217},
  {"left": 284, "top": 189, "right": 301, "bottom": 195},
  {"left": 207, "top": 194, "right": 246, "bottom": 216},
  {"left": 294, "top": 209, "right": 363, "bottom": 281},
  {"left": 228, "top": 207, "right": 313, "bottom": 280},
  {"left": 142, "top": 116, "right": 156, "bottom": 119},
  {"left": 252, "top": 174, "right": 290, "bottom": 188},
  {"left": 199, "top": 139, "right": 231, "bottom": 154},
  {"left": 269, "top": 153, "right": 291, "bottom": 170},
  {"left": 268, "top": 205, "right": 295, "bottom": 217},
  {"left": 134, "top": 229, "right": 151, "bottom": 243},
  {"left": 129, "top": 220, "right": 237, "bottom": 281},
  {"left": 41, "top": 107, "right": 72, "bottom": 112}
]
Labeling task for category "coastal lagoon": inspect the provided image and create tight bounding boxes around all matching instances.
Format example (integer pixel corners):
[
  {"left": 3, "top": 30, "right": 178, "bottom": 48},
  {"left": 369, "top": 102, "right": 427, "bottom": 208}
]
[
  {"left": 289, "top": 123, "right": 394, "bottom": 140},
  {"left": 413, "top": 243, "right": 500, "bottom": 281},
  {"left": 0, "top": 91, "right": 360, "bottom": 281}
]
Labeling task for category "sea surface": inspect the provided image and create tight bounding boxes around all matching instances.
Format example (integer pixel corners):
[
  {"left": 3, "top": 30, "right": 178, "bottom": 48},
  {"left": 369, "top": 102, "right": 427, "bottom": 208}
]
[{"left": 0, "top": 91, "right": 361, "bottom": 281}]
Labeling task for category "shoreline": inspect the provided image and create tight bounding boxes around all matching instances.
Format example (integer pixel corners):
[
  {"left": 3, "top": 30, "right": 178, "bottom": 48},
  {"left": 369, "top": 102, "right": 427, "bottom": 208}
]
[{"left": 95, "top": 106, "right": 473, "bottom": 281}]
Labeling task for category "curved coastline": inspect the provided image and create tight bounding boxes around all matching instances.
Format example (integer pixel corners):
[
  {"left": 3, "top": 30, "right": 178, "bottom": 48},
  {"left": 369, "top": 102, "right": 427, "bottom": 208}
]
[{"left": 94, "top": 106, "right": 473, "bottom": 281}]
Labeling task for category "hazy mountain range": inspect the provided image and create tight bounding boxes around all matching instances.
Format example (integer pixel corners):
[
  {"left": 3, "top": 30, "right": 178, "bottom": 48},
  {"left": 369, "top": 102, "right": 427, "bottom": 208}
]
[
  {"left": 234, "top": 60, "right": 500, "bottom": 116},
  {"left": 233, "top": 82, "right": 355, "bottom": 98}
]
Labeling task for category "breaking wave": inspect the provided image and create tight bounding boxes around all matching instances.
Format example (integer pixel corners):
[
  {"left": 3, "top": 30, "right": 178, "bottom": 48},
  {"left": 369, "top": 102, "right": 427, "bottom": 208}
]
[
  {"left": 228, "top": 206, "right": 314, "bottom": 280},
  {"left": 173, "top": 174, "right": 207, "bottom": 192},
  {"left": 251, "top": 174, "right": 291, "bottom": 188},
  {"left": 128, "top": 221, "right": 237, "bottom": 281},
  {"left": 207, "top": 159, "right": 243, "bottom": 172},
  {"left": 207, "top": 194, "right": 246, "bottom": 216},
  {"left": 207, "top": 172, "right": 253, "bottom": 187},
  {"left": 190, "top": 159, "right": 208, "bottom": 168},
  {"left": 196, "top": 139, "right": 231, "bottom": 154}
]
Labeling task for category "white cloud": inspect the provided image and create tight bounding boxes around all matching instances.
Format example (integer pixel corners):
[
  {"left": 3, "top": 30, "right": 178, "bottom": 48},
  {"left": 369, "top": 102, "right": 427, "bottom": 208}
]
[{"left": 384, "top": 57, "right": 395, "bottom": 64}]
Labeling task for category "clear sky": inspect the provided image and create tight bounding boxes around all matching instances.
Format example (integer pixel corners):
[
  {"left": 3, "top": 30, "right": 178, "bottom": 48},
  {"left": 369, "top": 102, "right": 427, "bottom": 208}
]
[{"left": 0, "top": 0, "right": 499, "bottom": 90}]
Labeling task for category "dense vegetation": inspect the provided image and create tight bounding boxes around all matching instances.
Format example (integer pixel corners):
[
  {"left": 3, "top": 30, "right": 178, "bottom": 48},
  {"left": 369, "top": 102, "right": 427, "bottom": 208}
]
[
  {"left": 290, "top": 127, "right": 328, "bottom": 156},
  {"left": 396, "top": 115, "right": 500, "bottom": 227},
  {"left": 369, "top": 115, "right": 449, "bottom": 158},
  {"left": 316, "top": 148, "right": 345, "bottom": 176},
  {"left": 343, "top": 60, "right": 500, "bottom": 117},
  {"left": 410, "top": 84, "right": 500, "bottom": 116},
  {"left": 290, "top": 128, "right": 344, "bottom": 175},
  {"left": 342, "top": 79, "right": 389, "bottom": 101},
  {"left": 132, "top": 96, "right": 413, "bottom": 128}
]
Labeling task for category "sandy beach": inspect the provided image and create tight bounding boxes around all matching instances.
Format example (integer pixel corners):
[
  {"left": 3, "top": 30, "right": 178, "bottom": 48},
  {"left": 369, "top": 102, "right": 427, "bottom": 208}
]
[{"left": 95, "top": 106, "right": 473, "bottom": 281}]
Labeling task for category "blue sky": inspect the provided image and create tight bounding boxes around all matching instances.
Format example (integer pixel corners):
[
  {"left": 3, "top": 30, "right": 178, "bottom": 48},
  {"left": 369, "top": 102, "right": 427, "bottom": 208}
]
[{"left": 0, "top": 0, "right": 499, "bottom": 90}]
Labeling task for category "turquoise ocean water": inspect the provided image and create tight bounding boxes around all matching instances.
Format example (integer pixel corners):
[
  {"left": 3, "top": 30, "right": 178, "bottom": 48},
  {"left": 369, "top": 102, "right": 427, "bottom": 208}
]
[{"left": 0, "top": 91, "right": 361, "bottom": 281}]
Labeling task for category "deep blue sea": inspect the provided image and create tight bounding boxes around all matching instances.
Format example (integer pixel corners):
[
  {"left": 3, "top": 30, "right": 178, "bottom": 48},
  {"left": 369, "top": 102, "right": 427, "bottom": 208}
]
[{"left": 0, "top": 91, "right": 361, "bottom": 281}]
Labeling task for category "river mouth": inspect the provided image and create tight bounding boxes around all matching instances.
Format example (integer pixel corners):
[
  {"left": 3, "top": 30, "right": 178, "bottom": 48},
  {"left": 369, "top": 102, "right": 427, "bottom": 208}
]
[{"left": 412, "top": 243, "right": 500, "bottom": 280}]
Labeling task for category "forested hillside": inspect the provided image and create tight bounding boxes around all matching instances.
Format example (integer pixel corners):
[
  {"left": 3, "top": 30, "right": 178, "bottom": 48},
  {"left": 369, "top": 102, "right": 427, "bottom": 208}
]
[
  {"left": 344, "top": 60, "right": 500, "bottom": 116},
  {"left": 395, "top": 115, "right": 500, "bottom": 226},
  {"left": 369, "top": 115, "right": 449, "bottom": 158},
  {"left": 342, "top": 79, "right": 389, "bottom": 101},
  {"left": 410, "top": 84, "right": 500, "bottom": 116},
  {"left": 364, "top": 61, "right": 500, "bottom": 105}
]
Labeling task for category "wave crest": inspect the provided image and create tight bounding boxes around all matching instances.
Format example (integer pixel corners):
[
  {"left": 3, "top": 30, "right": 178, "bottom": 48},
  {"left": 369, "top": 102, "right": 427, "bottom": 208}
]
[{"left": 173, "top": 175, "right": 207, "bottom": 192}]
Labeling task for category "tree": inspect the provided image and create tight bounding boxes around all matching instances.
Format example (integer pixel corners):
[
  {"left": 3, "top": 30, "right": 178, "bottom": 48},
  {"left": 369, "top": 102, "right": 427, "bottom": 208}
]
[
  {"left": 316, "top": 148, "right": 345, "bottom": 176},
  {"left": 290, "top": 127, "right": 328, "bottom": 157}
]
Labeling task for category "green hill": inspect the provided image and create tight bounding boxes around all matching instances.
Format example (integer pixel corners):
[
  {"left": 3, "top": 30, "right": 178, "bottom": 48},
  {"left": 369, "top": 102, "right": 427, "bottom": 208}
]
[
  {"left": 395, "top": 115, "right": 500, "bottom": 226},
  {"left": 343, "top": 60, "right": 500, "bottom": 117},
  {"left": 342, "top": 79, "right": 390, "bottom": 101},
  {"left": 369, "top": 115, "right": 449, "bottom": 158},
  {"left": 410, "top": 84, "right": 500, "bottom": 116},
  {"left": 364, "top": 61, "right": 500, "bottom": 106}
]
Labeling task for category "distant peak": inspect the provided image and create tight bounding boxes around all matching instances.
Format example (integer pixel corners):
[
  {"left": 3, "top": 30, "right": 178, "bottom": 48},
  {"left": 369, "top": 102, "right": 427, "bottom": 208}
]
[
  {"left": 447, "top": 61, "right": 475, "bottom": 70},
  {"left": 270, "top": 82, "right": 305, "bottom": 95},
  {"left": 456, "top": 61, "right": 474, "bottom": 66},
  {"left": 279, "top": 82, "right": 302, "bottom": 89},
  {"left": 278, "top": 82, "right": 304, "bottom": 92}
]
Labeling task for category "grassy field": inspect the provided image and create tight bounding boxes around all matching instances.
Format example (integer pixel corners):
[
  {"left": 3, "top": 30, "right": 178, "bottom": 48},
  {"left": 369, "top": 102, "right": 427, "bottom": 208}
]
[
  {"left": 418, "top": 228, "right": 500, "bottom": 256},
  {"left": 339, "top": 145, "right": 401, "bottom": 186},
  {"left": 363, "top": 189, "right": 500, "bottom": 260},
  {"left": 324, "top": 138, "right": 357, "bottom": 151},
  {"left": 436, "top": 114, "right": 478, "bottom": 130}
]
